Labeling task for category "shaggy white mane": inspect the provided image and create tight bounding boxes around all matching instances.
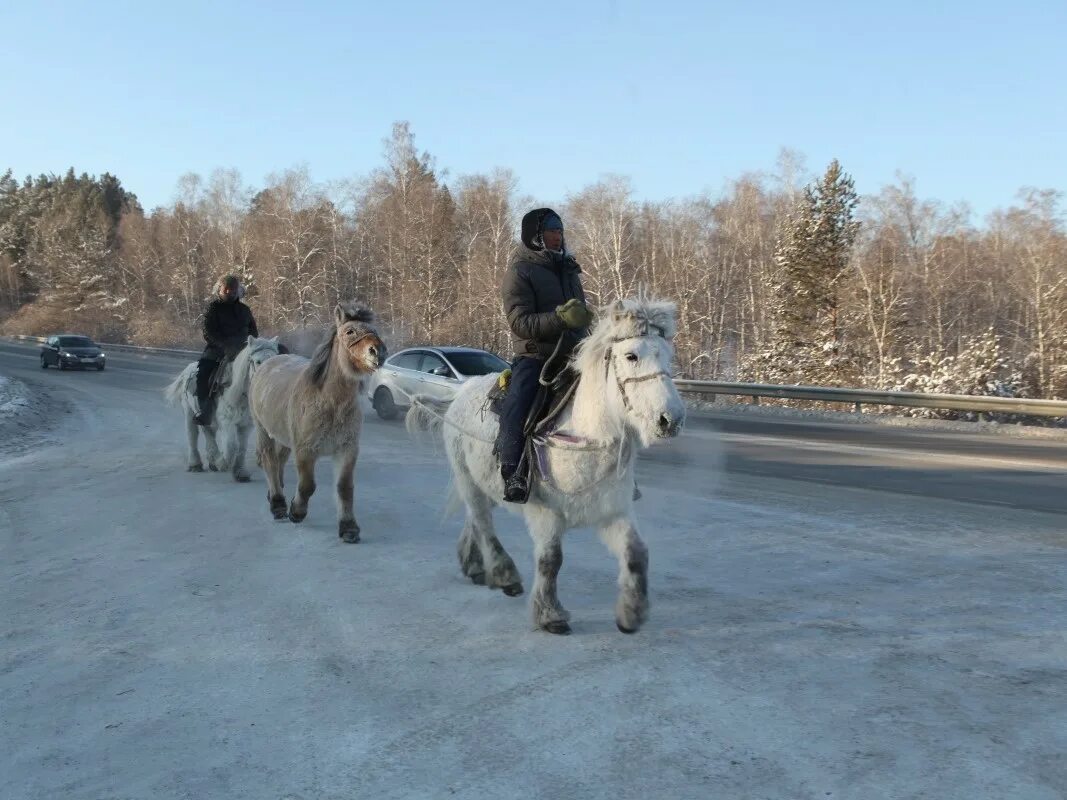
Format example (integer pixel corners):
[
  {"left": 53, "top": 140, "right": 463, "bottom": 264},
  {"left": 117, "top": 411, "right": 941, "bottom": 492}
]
[
  {"left": 572, "top": 296, "right": 678, "bottom": 379},
  {"left": 230, "top": 336, "right": 281, "bottom": 391}
]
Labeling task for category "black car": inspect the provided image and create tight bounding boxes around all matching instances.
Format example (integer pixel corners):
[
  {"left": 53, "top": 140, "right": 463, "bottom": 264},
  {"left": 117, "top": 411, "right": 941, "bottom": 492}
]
[{"left": 40, "top": 334, "right": 107, "bottom": 371}]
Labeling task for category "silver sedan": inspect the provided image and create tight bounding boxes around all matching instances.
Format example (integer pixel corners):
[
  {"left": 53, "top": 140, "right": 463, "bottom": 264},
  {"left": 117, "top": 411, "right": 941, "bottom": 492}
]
[{"left": 367, "top": 346, "right": 510, "bottom": 420}]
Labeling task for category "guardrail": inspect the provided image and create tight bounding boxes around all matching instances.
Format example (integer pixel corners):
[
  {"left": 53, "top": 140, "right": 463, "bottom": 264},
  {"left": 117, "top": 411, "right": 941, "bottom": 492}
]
[
  {"left": 674, "top": 379, "right": 1067, "bottom": 420},
  {"left": 4, "top": 335, "right": 198, "bottom": 358},
  {"left": 6, "top": 334, "right": 1066, "bottom": 420}
]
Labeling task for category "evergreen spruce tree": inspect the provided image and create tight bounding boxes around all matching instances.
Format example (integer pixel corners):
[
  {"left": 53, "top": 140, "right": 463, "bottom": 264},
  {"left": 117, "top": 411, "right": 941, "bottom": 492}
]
[{"left": 743, "top": 160, "right": 860, "bottom": 385}]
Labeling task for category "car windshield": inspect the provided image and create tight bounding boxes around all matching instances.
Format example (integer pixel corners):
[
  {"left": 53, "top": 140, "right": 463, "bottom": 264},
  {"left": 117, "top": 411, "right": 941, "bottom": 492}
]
[
  {"left": 445, "top": 351, "right": 509, "bottom": 376},
  {"left": 59, "top": 336, "right": 94, "bottom": 348}
]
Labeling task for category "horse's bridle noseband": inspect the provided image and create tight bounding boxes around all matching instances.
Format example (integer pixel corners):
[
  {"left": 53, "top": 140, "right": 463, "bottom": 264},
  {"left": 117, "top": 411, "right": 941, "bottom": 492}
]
[
  {"left": 605, "top": 321, "right": 673, "bottom": 412},
  {"left": 345, "top": 329, "right": 384, "bottom": 362}
]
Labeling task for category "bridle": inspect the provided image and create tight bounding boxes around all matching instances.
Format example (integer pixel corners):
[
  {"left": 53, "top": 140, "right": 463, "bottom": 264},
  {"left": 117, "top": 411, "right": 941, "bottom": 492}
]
[
  {"left": 344, "top": 328, "right": 384, "bottom": 363},
  {"left": 604, "top": 320, "right": 673, "bottom": 413}
]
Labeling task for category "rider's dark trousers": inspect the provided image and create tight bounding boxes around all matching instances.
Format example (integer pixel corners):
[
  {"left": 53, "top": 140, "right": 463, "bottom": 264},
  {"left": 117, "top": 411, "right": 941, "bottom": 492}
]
[
  {"left": 496, "top": 356, "right": 544, "bottom": 471},
  {"left": 196, "top": 358, "right": 220, "bottom": 404}
]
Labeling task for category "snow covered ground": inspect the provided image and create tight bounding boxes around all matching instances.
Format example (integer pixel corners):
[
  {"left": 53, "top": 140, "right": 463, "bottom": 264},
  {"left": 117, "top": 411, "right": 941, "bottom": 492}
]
[
  {"left": 1, "top": 359, "right": 1066, "bottom": 799},
  {"left": 0, "top": 372, "right": 68, "bottom": 460},
  {"left": 0, "top": 373, "right": 29, "bottom": 417}
]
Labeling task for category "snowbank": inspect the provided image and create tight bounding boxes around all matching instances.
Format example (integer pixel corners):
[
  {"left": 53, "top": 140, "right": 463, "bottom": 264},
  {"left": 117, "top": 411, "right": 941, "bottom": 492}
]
[
  {"left": 0, "top": 373, "right": 61, "bottom": 458},
  {"left": 0, "top": 374, "right": 31, "bottom": 419}
]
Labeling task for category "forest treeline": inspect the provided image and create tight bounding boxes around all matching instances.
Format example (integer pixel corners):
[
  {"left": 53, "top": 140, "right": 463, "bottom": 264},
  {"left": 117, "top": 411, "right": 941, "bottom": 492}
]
[{"left": 2, "top": 122, "right": 1064, "bottom": 406}]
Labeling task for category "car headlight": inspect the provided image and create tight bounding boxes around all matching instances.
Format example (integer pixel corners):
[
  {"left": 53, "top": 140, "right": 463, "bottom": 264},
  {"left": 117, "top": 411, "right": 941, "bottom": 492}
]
[
  {"left": 99, "top": 353, "right": 106, "bottom": 358},
  {"left": 62, "top": 352, "right": 75, "bottom": 358}
]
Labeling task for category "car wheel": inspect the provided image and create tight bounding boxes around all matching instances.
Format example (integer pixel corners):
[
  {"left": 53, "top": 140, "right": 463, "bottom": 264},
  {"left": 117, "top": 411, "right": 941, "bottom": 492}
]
[
  {"left": 97, "top": 364, "right": 105, "bottom": 371},
  {"left": 41, "top": 355, "right": 48, "bottom": 369},
  {"left": 58, "top": 360, "right": 67, "bottom": 370},
  {"left": 373, "top": 387, "right": 399, "bottom": 421}
]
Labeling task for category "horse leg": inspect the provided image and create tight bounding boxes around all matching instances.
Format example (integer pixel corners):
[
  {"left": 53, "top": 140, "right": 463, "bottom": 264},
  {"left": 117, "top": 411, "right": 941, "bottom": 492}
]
[
  {"left": 457, "top": 519, "right": 486, "bottom": 585},
  {"left": 203, "top": 425, "right": 224, "bottom": 471},
  {"left": 185, "top": 411, "right": 204, "bottom": 472},
  {"left": 334, "top": 449, "right": 359, "bottom": 543},
  {"left": 454, "top": 470, "right": 522, "bottom": 595},
  {"left": 288, "top": 451, "right": 316, "bottom": 523},
  {"left": 230, "top": 421, "right": 252, "bottom": 483},
  {"left": 598, "top": 515, "right": 650, "bottom": 634},
  {"left": 527, "top": 509, "right": 570, "bottom": 634},
  {"left": 257, "top": 426, "right": 288, "bottom": 520},
  {"left": 273, "top": 445, "right": 291, "bottom": 516}
]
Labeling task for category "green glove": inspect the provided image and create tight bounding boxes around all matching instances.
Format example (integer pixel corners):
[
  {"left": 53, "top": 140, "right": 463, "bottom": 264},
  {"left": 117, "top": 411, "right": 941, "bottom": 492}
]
[{"left": 556, "top": 298, "right": 593, "bottom": 329}]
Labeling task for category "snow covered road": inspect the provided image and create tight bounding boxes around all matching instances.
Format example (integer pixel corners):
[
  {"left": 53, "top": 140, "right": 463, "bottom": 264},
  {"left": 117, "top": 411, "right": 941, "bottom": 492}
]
[{"left": 1, "top": 340, "right": 1066, "bottom": 799}]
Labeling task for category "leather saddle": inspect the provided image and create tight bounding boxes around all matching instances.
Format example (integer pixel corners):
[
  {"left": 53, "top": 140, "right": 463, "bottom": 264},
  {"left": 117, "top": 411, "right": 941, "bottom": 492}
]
[{"left": 487, "top": 362, "right": 579, "bottom": 461}]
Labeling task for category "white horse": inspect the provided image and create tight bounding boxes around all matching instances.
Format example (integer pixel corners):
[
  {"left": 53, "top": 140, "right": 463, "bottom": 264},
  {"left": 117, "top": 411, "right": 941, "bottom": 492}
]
[
  {"left": 164, "top": 335, "right": 282, "bottom": 481},
  {"left": 407, "top": 297, "right": 686, "bottom": 635}
]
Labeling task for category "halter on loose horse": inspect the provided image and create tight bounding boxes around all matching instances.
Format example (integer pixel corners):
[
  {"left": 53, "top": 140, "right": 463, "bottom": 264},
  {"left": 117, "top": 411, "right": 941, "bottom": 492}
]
[{"left": 249, "top": 303, "right": 385, "bottom": 543}]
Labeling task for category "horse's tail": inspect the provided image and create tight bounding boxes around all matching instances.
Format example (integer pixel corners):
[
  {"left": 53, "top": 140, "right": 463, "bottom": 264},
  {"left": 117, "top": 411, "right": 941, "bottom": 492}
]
[
  {"left": 405, "top": 395, "right": 448, "bottom": 440},
  {"left": 163, "top": 364, "right": 194, "bottom": 408}
]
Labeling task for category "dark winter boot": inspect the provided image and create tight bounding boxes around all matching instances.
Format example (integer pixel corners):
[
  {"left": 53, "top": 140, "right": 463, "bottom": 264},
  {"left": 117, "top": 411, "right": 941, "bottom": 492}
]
[
  {"left": 194, "top": 396, "right": 215, "bottom": 427},
  {"left": 502, "top": 463, "right": 530, "bottom": 504}
]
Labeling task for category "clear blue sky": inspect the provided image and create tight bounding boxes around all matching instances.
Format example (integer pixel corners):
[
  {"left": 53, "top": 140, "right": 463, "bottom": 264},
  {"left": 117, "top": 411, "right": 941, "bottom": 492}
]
[{"left": 2, "top": 1, "right": 1064, "bottom": 219}]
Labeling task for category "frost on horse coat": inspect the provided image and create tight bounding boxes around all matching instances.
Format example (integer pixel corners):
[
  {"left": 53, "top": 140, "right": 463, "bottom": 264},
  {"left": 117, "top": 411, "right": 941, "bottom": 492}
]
[
  {"left": 407, "top": 297, "right": 687, "bottom": 634},
  {"left": 249, "top": 302, "right": 384, "bottom": 542}
]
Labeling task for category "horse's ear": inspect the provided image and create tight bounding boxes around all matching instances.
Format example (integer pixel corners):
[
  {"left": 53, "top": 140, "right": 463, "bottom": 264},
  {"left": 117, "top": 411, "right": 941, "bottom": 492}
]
[
  {"left": 247, "top": 334, "right": 255, "bottom": 345},
  {"left": 334, "top": 304, "right": 345, "bottom": 326},
  {"left": 271, "top": 336, "right": 279, "bottom": 344}
]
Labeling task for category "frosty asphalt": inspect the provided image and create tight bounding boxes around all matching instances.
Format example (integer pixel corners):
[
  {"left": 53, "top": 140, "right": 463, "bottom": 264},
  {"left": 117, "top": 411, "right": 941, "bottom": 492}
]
[{"left": 1, "top": 339, "right": 1065, "bottom": 799}]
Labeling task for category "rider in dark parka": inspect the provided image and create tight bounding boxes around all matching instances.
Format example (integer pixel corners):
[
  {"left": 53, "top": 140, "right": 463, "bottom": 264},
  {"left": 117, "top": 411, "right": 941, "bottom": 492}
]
[{"left": 497, "top": 208, "right": 593, "bottom": 503}]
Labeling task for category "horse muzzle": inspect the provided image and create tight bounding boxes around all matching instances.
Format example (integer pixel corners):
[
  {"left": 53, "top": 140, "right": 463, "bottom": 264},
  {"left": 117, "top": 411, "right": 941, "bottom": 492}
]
[
  {"left": 347, "top": 338, "right": 383, "bottom": 371},
  {"left": 656, "top": 411, "right": 684, "bottom": 438}
]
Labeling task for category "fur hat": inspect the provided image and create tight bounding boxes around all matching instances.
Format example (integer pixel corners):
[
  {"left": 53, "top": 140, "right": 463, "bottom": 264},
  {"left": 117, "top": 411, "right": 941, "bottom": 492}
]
[{"left": 520, "top": 207, "right": 564, "bottom": 250}]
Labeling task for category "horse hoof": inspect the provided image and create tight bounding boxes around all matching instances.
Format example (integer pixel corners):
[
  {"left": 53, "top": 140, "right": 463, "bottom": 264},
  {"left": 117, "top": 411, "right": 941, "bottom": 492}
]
[
  {"left": 272, "top": 508, "right": 289, "bottom": 521},
  {"left": 288, "top": 505, "right": 307, "bottom": 524},
  {"left": 187, "top": 464, "right": 204, "bottom": 473},
  {"left": 208, "top": 464, "right": 220, "bottom": 472},
  {"left": 616, "top": 621, "right": 640, "bottom": 634},
  {"left": 234, "top": 474, "right": 251, "bottom": 483},
  {"left": 501, "top": 583, "right": 524, "bottom": 597},
  {"left": 468, "top": 572, "right": 487, "bottom": 586},
  {"left": 543, "top": 620, "right": 572, "bottom": 635},
  {"left": 338, "top": 521, "right": 360, "bottom": 543}
]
